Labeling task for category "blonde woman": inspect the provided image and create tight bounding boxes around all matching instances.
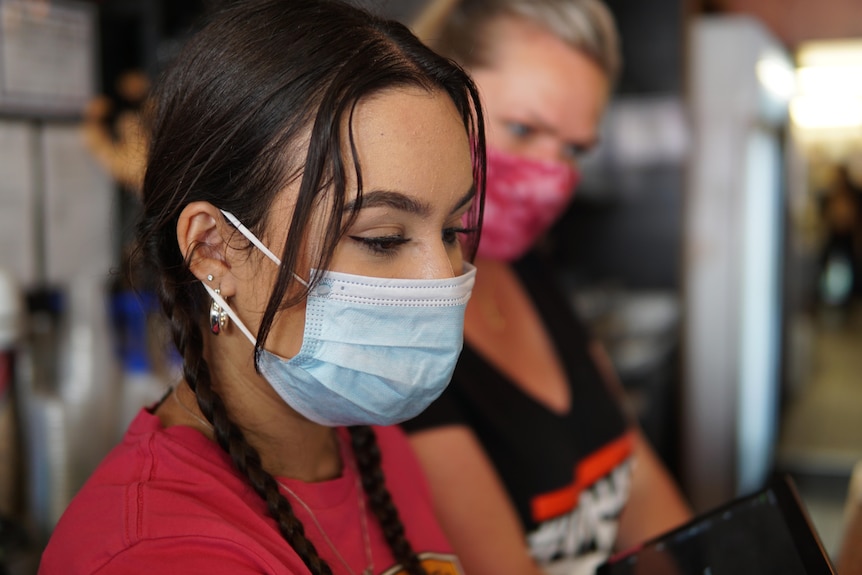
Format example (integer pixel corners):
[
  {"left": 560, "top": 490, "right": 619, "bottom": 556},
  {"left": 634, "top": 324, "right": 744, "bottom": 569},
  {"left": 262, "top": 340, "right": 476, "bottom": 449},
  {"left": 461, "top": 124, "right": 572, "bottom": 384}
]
[{"left": 404, "top": 2, "right": 692, "bottom": 574}]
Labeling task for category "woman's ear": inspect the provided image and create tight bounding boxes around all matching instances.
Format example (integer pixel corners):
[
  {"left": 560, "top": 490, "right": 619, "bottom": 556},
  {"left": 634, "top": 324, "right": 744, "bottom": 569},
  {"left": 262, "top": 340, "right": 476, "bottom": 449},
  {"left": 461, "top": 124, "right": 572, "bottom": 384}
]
[{"left": 177, "top": 202, "right": 235, "bottom": 295}]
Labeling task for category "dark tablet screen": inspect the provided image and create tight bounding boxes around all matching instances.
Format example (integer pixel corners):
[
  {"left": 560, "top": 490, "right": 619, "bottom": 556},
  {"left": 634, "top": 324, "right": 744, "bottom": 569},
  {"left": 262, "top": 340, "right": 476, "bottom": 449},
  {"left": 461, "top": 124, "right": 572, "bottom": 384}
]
[{"left": 597, "top": 475, "right": 835, "bottom": 575}]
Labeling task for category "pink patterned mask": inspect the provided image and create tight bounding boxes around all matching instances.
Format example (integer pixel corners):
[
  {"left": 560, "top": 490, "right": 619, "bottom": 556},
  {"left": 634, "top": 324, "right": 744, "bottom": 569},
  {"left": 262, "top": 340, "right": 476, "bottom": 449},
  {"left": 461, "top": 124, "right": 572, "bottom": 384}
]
[{"left": 476, "top": 146, "right": 580, "bottom": 262}]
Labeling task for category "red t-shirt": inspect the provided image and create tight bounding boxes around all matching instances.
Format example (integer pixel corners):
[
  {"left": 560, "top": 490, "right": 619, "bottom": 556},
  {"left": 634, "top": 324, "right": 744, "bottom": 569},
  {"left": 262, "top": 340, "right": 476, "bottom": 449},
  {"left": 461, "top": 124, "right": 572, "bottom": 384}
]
[{"left": 39, "top": 409, "right": 463, "bottom": 575}]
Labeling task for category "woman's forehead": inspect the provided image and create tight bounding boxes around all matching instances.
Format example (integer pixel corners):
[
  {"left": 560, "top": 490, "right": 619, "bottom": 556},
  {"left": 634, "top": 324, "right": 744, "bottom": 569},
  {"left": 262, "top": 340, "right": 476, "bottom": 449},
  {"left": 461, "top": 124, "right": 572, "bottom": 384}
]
[{"left": 345, "top": 87, "right": 473, "bottom": 202}]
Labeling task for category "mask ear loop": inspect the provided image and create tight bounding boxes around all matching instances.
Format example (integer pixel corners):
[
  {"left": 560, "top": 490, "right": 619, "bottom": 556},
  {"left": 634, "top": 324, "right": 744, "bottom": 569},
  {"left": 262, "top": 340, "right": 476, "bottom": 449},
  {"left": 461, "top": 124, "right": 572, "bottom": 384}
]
[
  {"left": 221, "top": 209, "right": 282, "bottom": 264},
  {"left": 207, "top": 209, "right": 313, "bottom": 347},
  {"left": 220, "top": 209, "right": 310, "bottom": 289}
]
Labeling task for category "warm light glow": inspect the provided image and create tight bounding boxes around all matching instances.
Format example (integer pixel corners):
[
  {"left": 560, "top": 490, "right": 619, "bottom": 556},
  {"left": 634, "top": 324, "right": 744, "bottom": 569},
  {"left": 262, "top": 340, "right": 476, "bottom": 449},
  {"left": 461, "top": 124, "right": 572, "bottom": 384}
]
[
  {"left": 757, "top": 55, "right": 797, "bottom": 101},
  {"left": 791, "top": 39, "right": 862, "bottom": 131},
  {"left": 790, "top": 95, "right": 862, "bottom": 129},
  {"left": 797, "top": 65, "right": 862, "bottom": 97},
  {"left": 797, "top": 39, "right": 862, "bottom": 68}
]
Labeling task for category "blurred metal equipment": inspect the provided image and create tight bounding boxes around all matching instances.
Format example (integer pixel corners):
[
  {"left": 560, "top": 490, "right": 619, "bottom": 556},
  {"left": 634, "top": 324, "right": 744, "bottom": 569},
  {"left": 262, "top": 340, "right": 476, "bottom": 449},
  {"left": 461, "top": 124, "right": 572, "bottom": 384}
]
[
  {"left": 0, "top": 270, "right": 36, "bottom": 575},
  {"left": 0, "top": 0, "right": 96, "bottom": 117},
  {"left": 0, "top": 268, "right": 23, "bottom": 524},
  {"left": 0, "top": 0, "right": 120, "bottom": 553},
  {"left": 683, "top": 15, "right": 793, "bottom": 510}
]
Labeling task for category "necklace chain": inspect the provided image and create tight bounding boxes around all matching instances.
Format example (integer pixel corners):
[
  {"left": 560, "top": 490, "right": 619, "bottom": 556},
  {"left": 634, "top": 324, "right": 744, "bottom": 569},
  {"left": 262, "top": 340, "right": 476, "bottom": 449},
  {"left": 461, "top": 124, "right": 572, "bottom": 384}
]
[
  {"left": 172, "top": 387, "right": 375, "bottom": 575},
  {"left": 171, "top": 386, "right": 214, "bottom": 430},
  {"left": 277, "top": 478, "right": 374, "bottom": 575}
]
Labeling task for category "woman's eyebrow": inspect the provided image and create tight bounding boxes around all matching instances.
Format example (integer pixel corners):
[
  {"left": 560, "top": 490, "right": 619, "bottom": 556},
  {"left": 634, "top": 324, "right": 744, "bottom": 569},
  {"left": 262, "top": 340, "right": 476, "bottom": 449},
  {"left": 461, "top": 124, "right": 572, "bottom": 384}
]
[
  {"left": 345, "top": 190, "right": 430, "bottom": 215},
  {"left": 451, "top": 184, "right": 476, "bottom": 214},
  {"left": 344, "top": 184, "right": 476, "bottom": 216}
]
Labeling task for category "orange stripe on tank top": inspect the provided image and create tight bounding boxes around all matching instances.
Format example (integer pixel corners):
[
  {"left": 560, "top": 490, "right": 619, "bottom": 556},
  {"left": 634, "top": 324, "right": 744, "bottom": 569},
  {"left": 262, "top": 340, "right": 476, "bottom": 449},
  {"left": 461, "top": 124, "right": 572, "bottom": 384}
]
[{"left": 530, "top": 431, "right": 634, "bottom": 523}]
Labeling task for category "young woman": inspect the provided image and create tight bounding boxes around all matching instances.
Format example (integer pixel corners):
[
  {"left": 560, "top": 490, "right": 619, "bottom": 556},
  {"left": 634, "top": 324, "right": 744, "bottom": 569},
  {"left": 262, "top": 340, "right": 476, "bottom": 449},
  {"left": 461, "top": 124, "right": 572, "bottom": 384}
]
[
  {"left": 38, "top": 1, "right": 485, "bottom": 573},
  {"left": 404, "top": 1, "right": 691, "bottom": 574}
]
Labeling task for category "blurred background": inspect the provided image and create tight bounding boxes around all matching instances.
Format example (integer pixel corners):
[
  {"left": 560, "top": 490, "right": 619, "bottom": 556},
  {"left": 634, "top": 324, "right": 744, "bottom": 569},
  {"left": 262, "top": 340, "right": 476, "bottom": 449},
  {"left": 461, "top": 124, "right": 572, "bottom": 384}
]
[{"left": 1, "top": 0, "right": 862, "bottom": 572}]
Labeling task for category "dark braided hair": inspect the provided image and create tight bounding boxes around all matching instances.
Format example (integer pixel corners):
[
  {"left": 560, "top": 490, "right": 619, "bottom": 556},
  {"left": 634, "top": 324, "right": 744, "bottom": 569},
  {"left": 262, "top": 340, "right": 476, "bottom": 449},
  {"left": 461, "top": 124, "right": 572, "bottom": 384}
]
[
  {"left": 133, "top": 1, "right": 485, "bottom": 574},
  {"left": 349, "top": 426, "right": 425, "bottom": 574}
]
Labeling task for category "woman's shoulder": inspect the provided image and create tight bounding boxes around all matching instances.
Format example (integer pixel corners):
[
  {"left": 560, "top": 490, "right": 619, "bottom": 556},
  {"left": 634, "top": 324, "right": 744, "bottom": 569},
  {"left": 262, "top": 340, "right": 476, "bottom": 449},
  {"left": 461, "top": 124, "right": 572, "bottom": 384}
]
[
  {"left": 83, "top": 408, "right": 244, "bottom": 503},
  {"left": 39, "top": 410, "right": 290, "bottom": 574}
]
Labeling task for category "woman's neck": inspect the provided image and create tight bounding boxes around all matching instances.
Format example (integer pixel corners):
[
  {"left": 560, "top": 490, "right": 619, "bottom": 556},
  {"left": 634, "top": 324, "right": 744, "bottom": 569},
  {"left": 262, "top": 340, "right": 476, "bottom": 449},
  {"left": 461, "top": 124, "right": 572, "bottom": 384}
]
[
  {"left": 465, "top": 257, "right": 516, "bottom": 334},
  {"left": 158, "top": 379, "right": 342, "bottom": 482}
]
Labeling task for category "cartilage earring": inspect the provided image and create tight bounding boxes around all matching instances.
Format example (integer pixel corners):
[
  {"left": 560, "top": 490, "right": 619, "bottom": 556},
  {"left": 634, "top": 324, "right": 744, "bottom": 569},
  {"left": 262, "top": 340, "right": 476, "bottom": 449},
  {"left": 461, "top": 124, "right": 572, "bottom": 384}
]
[{"left": 209, "top": 288, "right": 228, "bottom": 335}]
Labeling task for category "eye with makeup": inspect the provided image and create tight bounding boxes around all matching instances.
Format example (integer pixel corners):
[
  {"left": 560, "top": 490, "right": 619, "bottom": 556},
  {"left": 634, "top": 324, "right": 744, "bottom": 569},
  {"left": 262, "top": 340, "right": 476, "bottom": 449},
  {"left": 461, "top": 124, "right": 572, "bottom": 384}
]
[
  {"left": 348, "top": 220, "right": 477, "bottom": 257},
  {"left": 444, "top": 195, "right": 478, "bottom": 249},
  {"left": 443, "top": 224, "right": 478, "bottom": 247},
  {"left": 349, "top": 232, "right": 409, "bottom": 256}
]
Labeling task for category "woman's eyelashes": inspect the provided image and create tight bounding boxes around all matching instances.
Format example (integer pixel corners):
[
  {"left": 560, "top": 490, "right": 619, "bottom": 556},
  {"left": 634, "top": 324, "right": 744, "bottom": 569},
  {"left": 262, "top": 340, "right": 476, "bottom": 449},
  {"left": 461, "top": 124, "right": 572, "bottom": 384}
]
[
  {"left": 444, "top": 225, "right": 477, "bottom": 246},
  {"left": 349, "top": 224, "right": 477, "bottom": 256},
  {"left": 349, "top": 233, "right": 408, "bottom": 256}
]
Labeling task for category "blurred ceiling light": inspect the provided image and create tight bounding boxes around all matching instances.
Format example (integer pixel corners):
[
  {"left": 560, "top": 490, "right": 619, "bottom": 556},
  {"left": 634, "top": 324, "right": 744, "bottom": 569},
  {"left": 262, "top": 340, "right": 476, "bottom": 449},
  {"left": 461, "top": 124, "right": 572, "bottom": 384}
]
[
  {"left": 791, "top": 39, "right": 862, "bottom": 130},
  {"left": 797, "top": 39, "right": 862, "bottom": 68},
  {"left": 797, "top": 66, "right": 862, "bottom": 97},
  {"left": 757, "top": 55, "right": 797, "bottom": 101},
  {"left": 790, "top": 95, "right": 862, "bottom": 129}
]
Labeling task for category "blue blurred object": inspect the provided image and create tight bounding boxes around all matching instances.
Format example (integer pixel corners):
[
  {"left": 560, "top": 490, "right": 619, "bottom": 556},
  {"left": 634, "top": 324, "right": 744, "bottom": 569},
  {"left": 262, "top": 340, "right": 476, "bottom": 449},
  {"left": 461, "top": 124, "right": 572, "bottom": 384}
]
[
  {"left": 110, "top": 290, "right": 159, "bottom": 374},
  {"left": 110, "top": 290, "right": 168, "bottom": 434}
]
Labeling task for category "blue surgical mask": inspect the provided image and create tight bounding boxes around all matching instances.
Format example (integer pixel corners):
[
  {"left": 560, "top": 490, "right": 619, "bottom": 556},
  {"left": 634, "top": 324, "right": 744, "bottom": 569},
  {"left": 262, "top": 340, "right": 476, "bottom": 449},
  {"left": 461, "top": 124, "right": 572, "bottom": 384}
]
[{"left": 202, "top": 209, "right": 476, "bottom": 427}]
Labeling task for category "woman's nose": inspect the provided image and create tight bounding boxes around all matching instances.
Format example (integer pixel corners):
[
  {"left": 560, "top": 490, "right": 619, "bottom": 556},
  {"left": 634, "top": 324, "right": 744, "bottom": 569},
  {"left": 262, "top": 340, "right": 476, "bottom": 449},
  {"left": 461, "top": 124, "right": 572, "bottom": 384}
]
[{"left": 417, "top": 243, "right": 459, "bottom": 280}]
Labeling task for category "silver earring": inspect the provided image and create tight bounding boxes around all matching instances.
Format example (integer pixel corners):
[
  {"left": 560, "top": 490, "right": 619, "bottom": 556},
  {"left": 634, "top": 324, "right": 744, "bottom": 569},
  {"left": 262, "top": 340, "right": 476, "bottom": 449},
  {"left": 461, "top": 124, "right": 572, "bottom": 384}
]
[
  {"left": 209, "top": 288, "right": 228, "bottom": 335},
  {"left": 207, "top": 274, "right": 214, "bottom": 282}
]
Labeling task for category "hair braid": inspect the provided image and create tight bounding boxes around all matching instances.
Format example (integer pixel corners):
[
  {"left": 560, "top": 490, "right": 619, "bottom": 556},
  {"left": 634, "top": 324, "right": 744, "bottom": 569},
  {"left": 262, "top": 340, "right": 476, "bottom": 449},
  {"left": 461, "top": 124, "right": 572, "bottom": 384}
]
[
  {"left": 349, "top": 426, "right": 427, "bottom": 575},
  {"left": 192, "top": 379, "right": 335, "bottom": 575},
  {"left": 165, "top": 279, "right": 334, "bottom": 575}
]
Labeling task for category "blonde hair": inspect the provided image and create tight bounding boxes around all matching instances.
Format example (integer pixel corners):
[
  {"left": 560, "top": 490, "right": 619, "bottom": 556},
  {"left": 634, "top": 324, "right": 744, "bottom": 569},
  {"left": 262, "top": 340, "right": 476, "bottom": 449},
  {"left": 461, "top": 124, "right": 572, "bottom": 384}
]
[{"left": 414, "top": 0, "right": 621, "bottom": 83}]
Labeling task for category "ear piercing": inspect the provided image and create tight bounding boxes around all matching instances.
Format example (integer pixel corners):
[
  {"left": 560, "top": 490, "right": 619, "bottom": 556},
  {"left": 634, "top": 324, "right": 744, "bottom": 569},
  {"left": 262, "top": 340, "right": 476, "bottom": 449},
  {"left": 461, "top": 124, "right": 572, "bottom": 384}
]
[{"left": 209, "top": 288, "right": 228, "bottom": 335}]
